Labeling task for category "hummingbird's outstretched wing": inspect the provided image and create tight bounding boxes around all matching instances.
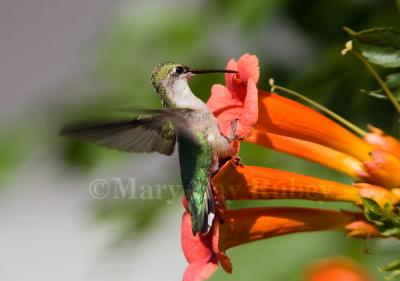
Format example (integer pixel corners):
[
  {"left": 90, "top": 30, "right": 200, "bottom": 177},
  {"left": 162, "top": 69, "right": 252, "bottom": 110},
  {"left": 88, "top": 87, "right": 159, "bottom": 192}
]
[{"left": 60, "top": 109, "right": 196, "bottom": 156}]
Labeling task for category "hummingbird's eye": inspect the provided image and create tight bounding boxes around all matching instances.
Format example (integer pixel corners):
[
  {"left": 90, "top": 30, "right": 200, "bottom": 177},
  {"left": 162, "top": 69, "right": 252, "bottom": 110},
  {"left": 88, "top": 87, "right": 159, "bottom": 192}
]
[{"left": 175, "top": 66, "right": 186, "bottom": 74}]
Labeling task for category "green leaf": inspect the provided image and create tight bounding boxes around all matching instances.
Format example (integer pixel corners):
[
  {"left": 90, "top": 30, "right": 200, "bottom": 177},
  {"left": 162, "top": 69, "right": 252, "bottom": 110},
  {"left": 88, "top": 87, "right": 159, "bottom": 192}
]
[
  {"left": 344, "top": 27, "right": 400, "bottom": 68},
  {"left": 381, "top": 259, "right": 400, "bottom": 272},
  {"left": 380, "top": 260, "right": 400, "bottom": 280},
  {"left": 361, "top": 198, "right": 400, "bottom": 237},
  {"left": 386, "top": 73, "right": 400, "bottom": 88},
  {"left": 385, "top": 270, "right": 400, "bottom": 281},
  {"left": 383, "top": 202, "right": 395, "bottom": 217},
  {"left": 381, "top": 227, "right": 400, "bottom": 236},
  {"left": 362, "top": 73, "right": 400, "bottom": 100},
  {"left": 362, "top": 197, "right": 383, "bottom": 221}
]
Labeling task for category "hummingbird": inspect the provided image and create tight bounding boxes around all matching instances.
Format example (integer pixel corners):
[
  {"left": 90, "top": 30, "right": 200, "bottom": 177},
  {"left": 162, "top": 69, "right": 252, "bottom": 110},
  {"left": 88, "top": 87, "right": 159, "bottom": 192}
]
[{"left": 60, "top": 63, "right": 238, "bottom": 235}]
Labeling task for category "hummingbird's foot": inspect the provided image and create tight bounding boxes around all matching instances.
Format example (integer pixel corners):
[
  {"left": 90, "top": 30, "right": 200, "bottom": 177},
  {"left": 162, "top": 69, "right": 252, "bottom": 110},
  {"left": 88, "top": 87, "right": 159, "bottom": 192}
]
[
  {"left": 211, "top": 184, "right": 227, "bottom": 215},
  {"left": 233, "top": 156, "right": 243, "bottom": 167},
  {"left": 226, "top": 118, "right": 242, "bottom": 143},
  {"left": 215, "top": 200, "right": 226, "bottom": 217}
]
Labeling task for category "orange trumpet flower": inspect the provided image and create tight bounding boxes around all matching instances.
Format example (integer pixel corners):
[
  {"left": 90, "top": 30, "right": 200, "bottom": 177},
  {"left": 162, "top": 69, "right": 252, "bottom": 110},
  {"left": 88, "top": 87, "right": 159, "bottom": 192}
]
[
  {"left": 182, "top": 197, "right": 379, "bottom": 281},
  {"left": 207, "top": 53, "right": 400, "bottom": 189},
  {"left": 305, "top": 257, "right": 375, "bottom": 281},
  {"left": 180, "top": 54, "right": 399, "bottom": 281}
]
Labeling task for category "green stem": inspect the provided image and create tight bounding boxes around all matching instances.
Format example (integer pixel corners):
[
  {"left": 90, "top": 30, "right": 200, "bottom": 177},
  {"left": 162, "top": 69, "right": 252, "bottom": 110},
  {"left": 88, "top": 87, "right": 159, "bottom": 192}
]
[
  {"left": 352, "top": 51, "right": 400, "bottom": 114},
  {"left": 271, "top": 84, "right": 367, "bottom": 137}
]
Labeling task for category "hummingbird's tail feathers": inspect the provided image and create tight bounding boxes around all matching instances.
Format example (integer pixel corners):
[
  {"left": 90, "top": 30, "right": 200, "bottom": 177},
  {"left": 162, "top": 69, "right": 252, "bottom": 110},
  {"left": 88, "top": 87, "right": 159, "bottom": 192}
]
[
  {"left": 191, "top": 184, "right": 215, "bottom": 236},
  {"left": 204, "top": 183, "right": 216, "bottom": 234}
]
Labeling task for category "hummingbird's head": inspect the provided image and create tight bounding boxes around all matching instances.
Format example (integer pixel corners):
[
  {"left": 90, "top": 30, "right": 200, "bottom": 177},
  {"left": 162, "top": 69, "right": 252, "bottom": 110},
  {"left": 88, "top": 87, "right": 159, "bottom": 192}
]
[
  {"left": 151, "top": 62, "right": 190, "bottom": 90},
  {"left": 151, "top": 62, "right": 237, "bottom": 108},
  {"left": 150, "top": 62, "right": 196, "bottom": 108}
]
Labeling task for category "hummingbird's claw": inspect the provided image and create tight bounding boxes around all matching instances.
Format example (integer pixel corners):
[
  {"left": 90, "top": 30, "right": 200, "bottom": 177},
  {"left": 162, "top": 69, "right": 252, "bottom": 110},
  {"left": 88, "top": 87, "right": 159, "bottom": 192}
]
[
  {"left": 226, "top": 118, "right": 242, "bottom": 143},
  {"left": 211, "top": 183, "right": 227, "bottom": 216},
  {"left": 233, "top": 156, "right": 243, "bottom": 167}
]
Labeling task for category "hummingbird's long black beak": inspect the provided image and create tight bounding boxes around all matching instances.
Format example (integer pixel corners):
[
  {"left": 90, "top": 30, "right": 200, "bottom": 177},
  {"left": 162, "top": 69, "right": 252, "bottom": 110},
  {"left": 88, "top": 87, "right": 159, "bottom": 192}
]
[{"left": 189, "top": 69, "right": 237, "bottom": 74}]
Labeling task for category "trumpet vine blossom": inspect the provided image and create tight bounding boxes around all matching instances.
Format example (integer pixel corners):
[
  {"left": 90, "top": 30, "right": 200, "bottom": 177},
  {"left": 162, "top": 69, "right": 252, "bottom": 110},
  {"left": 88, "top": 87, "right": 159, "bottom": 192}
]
[
  {"left": 305, "top": 257, "right": 375, "bottom": 281},
  {"left": 180, "top": 54, "right": 400, "bottom": 281}
]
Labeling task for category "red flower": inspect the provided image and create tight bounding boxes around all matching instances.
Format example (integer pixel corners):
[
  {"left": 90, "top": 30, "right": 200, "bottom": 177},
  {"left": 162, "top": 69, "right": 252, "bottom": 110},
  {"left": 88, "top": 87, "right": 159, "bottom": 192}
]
[
  {"left": 181, "top": 208, "right": 218, "bottom": 281},
  {"left": 180, "top": 54, "right": 398, "bottom": 281},
  {"left": 206, "top": 53, "right": 259, "bottom": 138}
]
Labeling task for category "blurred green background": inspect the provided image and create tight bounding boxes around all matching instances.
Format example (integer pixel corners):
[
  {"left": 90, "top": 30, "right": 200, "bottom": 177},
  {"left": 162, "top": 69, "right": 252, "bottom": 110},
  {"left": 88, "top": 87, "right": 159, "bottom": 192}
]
[{"left": 0, "top": 0, "right": 399, "bottom": 280}]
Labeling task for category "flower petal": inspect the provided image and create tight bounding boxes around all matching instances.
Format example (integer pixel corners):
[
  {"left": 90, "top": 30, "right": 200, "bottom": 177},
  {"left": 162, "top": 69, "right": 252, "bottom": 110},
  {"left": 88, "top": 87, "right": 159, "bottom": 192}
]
[
  {"left": 365, "top": 125, "right": 400, "bottom": 159},
  {"left": 356, "top": 183, "right": 398, "bottom": 208},
  {"left": 207, "top": 78, "right": 258, "bottom": 139},
  {"left": 236, "top": 53, "right": 260, "bottom": 84},
  {"left": 218, "top": 207, "right": 357, "bottom": 251},
  {"left": 257, "top": 91, "right": 373, "bottom": 161},
  {"left": 225, "top": 59, "right": 238, "bottom": 92},
  {"left": 211, "top": 221, "right": 232, "bottom": 273},
  {"left": 392, "top": 188, "right": 400, "bottom": 200},
  {"left": 181, "top": 212, "right": 218, "bottom": 281},
  {"left": 305, "top": 257, "right": 374, "bottom": 281},
  {"left": 207, "top": 84, "right": 242, "bottom": 137},
  {"left": 181, "top": 212, "right": 214, "bottom": 262},
  {"left": 212, "top": 161, "right": 361, "bottom": 204},
  {"left": 345, "top": 220, "right": 382, "bottom": 238},
  {"left": 235, "top": 78, "right": 258, "bottom": 138},
  {"left": 183, "top": 258, "right": 218, "bottom": 281},
  {"left": 362, "top": 150, "right": 400, "bottom": 188},
  {"left": 207, "top": 84, "right": 241, "bottom": 115},
  {"left": 246, "top": 130, "right": 364, "bottom": 177},
  {"left": 207, "top": 54, "right": 260, "bottom": 139}
]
